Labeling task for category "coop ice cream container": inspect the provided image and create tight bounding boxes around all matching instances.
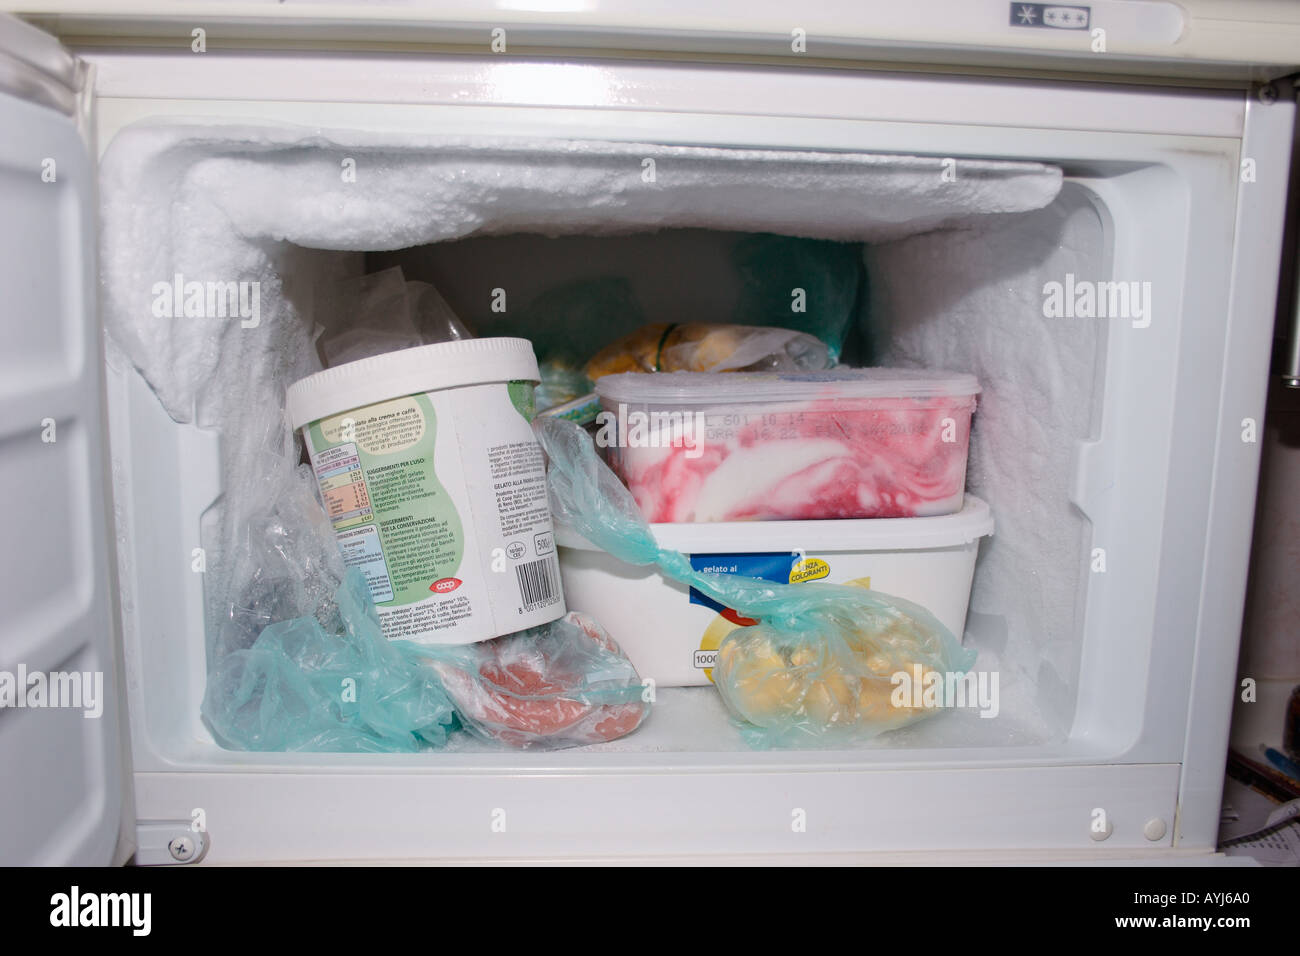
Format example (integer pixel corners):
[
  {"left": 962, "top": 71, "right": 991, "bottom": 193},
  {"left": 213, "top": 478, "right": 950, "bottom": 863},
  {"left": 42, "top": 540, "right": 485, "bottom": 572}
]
[
  {"left": 287, "top": 338, "right": 565, "bottom": 646},
  {"left": 594, "top": 368, "right": 980, "bottom": 522}
]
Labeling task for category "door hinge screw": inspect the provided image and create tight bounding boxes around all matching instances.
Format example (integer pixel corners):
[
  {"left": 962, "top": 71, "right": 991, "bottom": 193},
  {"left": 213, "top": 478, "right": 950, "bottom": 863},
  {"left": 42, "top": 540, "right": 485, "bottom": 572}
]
[{"left": 167, "top": 835, "right": 197, "bottom": 862}]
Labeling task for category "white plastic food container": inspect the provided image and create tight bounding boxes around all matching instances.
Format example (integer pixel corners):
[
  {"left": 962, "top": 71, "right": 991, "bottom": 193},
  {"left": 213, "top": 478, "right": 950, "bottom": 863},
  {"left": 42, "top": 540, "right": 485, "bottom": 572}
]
[
  {"left": 287, "top": 338, "right": 566, "bottom": 645},
  {"left": 594, "top": 368, "right": 980, "bottom": 522},
  {"left": 556, "top": 496, "right": 993, "bottom": 686}
]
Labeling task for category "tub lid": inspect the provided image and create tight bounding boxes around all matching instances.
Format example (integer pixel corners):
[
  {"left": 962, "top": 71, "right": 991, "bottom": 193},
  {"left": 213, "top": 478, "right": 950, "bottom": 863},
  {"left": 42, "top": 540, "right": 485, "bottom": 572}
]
[
  {"left": 556, "top": 495, "right": 993, "bottom": 553},
  {"left": 287, "top": 337, "right": 540, "bottom": 429},
  {"left": 595, "top": 367, "right": 980, "bottom": 406}
]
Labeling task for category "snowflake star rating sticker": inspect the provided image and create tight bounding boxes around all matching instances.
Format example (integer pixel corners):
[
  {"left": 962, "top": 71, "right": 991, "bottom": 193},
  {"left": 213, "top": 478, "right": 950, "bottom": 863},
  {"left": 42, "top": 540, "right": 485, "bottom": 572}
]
[{"left": 1017, "top": 5, "right": 1038, "bottom": 25}]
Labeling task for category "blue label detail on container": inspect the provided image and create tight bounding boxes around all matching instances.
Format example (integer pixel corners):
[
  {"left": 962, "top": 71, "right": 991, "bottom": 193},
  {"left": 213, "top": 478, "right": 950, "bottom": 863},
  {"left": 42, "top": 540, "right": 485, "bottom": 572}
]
[{"left": 688, "top": 552, "right": 797, "bottom": 612}]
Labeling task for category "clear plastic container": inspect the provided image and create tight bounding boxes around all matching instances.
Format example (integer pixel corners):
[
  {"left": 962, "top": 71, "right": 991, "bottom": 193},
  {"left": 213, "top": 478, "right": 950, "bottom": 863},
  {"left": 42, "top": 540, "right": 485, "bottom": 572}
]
[{"left": 593, "top": 368, "right": 980, "bottom": 522}]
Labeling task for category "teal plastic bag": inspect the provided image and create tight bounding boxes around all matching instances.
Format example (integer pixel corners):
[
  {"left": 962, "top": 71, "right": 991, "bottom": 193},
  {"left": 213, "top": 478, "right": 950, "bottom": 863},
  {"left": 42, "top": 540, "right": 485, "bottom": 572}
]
[
  {"left": 203, "top": 568, "right": 459, "bottom": 753},
  {"left": 201, "top": 444, "right": 651, "bottom": 753},
  {"left": 730, "top": 234, "right": 863, "bottom": 363},
  {"left": 203, "top": 568, "right": 651, "bottom": 752},
  {"left": 515, "top": 277, "right": 645, "bottom": 367},
  {"left": 533, "top": 416, "right": 976, "bottom": 747}
]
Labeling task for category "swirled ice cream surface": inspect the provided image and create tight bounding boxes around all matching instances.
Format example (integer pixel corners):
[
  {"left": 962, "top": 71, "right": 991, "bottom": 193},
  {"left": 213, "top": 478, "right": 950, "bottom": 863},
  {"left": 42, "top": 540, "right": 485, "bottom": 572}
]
[{"left": 596, "top": 370, "right": 979, "bottom": 522}]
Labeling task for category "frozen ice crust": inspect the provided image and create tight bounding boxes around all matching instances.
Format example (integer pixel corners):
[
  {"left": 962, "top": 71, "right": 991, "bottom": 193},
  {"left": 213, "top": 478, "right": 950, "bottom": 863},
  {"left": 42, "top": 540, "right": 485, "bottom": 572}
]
[{"left": 596, "top": 370, "right": 978, "bottom": 522}]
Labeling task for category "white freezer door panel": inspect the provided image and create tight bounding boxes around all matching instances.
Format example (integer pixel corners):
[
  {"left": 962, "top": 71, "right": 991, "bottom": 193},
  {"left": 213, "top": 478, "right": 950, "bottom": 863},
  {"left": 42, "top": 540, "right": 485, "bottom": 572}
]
[{"left": 0, "top": 13, "right": 124, "bottom": 865}]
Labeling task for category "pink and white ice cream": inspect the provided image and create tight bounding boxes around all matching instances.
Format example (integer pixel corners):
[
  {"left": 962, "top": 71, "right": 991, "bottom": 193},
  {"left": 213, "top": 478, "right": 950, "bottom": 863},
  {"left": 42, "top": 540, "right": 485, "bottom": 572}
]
[{"left": 594, "top": 369, "right": 979, "bottom": 522}]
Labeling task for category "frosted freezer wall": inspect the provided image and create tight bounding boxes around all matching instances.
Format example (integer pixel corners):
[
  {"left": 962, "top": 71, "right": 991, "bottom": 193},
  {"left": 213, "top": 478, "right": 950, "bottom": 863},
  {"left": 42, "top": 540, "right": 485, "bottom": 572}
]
[{"left": 871, "top": 185, "right": 1105, "bottom": 737}]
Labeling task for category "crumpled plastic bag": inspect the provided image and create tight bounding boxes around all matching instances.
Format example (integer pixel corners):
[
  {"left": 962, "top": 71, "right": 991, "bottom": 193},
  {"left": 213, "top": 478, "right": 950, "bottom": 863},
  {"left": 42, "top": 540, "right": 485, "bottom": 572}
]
[
  {"left": 533, "top": 415, "right": 976, "bottom": 747},
  {"left": 730, "top": 234, "right": 863, "bottom": 363},
  {"left": 201, "top": 408, "right": 649, "bottom": 753},
  {"left": 204, "top": 571, "right": 650, "bottom": 752},
  {"left": 315, "top": 267, "right": 473, "bottom": 368},
  {"left": 203, "top": 567, "right": 460, "bottom": 753},
  {"left": 519, "top": 276, "right": 644, "bottom": 364},
  {"left": 536, "top": 357, "right": 594, "bottom": 412},
  {"left": 710, "top": 592, "right": 970, "bottom": 746},
  {"left": 585, "top": 322, "right": 831, "bottom": 379},
  {"left": 206, "top": 418, "right": 349, "bottom": 668},
  {"left": 419, "top": 610, "right": 650, "bottom": 750}
]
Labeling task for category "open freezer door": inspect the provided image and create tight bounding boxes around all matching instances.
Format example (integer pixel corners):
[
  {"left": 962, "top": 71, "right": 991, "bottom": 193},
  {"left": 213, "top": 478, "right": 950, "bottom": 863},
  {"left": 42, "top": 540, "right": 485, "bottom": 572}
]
[{"left": 0, "top": 13, "right": 126, "bottom": 865}]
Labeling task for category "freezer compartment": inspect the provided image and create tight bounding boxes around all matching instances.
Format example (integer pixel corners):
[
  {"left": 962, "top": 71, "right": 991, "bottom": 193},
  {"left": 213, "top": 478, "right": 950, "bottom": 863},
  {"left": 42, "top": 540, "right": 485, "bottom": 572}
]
[{"left": 99, "top": 123, "right": 1194, "bottom": 770}]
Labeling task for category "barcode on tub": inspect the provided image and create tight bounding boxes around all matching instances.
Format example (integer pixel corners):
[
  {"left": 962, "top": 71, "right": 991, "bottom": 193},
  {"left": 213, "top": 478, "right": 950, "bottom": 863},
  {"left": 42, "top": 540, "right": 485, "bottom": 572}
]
[{"left": 515, "top": 557, "right": 559, "bottom": 607}]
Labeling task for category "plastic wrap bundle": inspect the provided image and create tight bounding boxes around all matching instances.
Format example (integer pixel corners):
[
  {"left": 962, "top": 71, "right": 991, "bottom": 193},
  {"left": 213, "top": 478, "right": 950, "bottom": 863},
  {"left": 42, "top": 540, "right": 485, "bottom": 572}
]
[
  {"left": 517, "top": 277, "right": 640, "bottom": 410},
  {"left": 585, "top": 322, "right": 832, "bottom": 378},
  {"left": 200, "top": 426, "right": 464, "bottom": 752},
  {"left": 534, "top": 415, "right": 976, "bottom": 747},
  {"left": 201, "top": 413, "right": 649, "bottom": 753},
  {"left": 315, "top": 267, "right": 473, "bottom": 368},
  {"left": 203, "top": 567, "right": 460, "bottom": 752},
  {"left": 730, "top": 234, "right": 863, "bottom": 362},
  {"left": 204, "top": 574, "right": 649, "bottom": 752},
  {"left": 419, "top": 611, "right": 650, "bottom": 749}
]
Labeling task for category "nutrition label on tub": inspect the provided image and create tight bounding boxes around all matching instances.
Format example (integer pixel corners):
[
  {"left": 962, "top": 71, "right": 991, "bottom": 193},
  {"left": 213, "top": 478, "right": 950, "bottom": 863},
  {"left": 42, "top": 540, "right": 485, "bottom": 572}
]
[
  {"left": 312, "top": 443, "right": 373, "bottom": 530},
  {"left": 311, "top": 442, "right": 395, "bottom": 602},
  {"left": 299, "top": 378, "right": 565, "bottom": 646},
  {"left": 334, "top": 524, "right": 394, "bottom": 603}
]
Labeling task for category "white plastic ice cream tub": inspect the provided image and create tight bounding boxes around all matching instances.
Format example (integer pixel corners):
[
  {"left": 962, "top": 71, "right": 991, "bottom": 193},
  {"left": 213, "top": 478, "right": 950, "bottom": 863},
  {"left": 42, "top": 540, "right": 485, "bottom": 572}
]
[
  {"left": 556, "top": 495, "right": 993, "bottom": 687},
  {"left": 594, "top": 368, "right": 980, "bottom": 522},
  {"left": 286, "top": 338, "right": 566, "bottom": 645}
]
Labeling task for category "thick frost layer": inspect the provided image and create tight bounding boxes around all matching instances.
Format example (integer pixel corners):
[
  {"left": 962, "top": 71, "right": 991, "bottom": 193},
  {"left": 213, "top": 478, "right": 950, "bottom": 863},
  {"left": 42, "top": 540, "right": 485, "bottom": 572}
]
[
  {"left": 869, "top": 185, "right": 1104, "bottom": 739},
  {"left": 101, "top": 123, "right": 1061, "bottom": 425}
]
